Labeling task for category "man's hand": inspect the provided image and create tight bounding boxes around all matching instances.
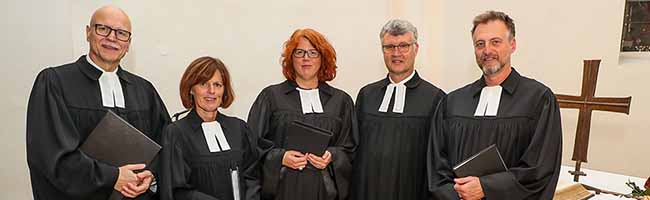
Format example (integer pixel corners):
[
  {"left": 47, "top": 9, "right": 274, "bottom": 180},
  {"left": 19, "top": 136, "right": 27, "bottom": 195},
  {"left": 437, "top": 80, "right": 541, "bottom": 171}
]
[
  {"left": 306, "top": 151, "right": 332, "bottom": 169},
  {"left": 454, "top": 176, "right": 485, "bottom": 200},
  {"left": 282, "top": 150, "right": 307, "bottom": 170},
  {"left": 114, "top": 164, "right": 145, "bottom": 198},
  {"left": 121, "top": 170, "right": 153, "bottom": 198}
]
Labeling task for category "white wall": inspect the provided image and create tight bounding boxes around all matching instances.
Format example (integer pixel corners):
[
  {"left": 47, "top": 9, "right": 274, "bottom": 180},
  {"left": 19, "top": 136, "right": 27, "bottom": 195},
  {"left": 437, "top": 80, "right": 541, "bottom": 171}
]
[
  {"left": 1, "top": 1, "right": 75, "bottom": 199},
  {"left": 2, "top": 0, "right": 648, "bottom": 199}
]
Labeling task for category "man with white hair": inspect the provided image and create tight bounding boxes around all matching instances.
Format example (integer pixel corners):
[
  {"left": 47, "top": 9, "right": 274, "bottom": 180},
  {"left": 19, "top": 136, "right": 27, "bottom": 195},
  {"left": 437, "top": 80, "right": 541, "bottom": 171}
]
[{"left": 26, "top": 5, "right": 170, "bottom": 200}]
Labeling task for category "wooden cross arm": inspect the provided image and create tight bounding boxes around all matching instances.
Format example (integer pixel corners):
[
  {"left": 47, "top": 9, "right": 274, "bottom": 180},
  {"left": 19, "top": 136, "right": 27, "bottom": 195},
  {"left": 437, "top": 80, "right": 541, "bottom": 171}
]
[{"left": 555, "top": 94, "right": 632, "bottom": 114}]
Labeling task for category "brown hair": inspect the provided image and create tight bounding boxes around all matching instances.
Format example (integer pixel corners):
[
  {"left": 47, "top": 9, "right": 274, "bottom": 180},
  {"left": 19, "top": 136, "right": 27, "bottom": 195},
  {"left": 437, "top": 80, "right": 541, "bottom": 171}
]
[
  {"left": 471, "top": 10, "right": 516, "bottom": 39},
  {"left": 179, "top": 56, "right": 234, "bottom": 109},
  {"left": 281, "top": 28, "right": 337, "bottom": 82}
]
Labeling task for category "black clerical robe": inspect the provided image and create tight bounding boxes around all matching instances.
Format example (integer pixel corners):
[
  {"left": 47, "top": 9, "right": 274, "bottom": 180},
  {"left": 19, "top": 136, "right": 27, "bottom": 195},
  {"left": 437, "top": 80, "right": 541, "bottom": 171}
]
[
  {"left": 427, "top": 69, "right": 562, "bottom": 199},
  {"left": 160, "top": 110, "right": 269, "bottom": 200},
  {"left": 26, "top": 55, "right": 170, "bottom": 200},
  {"left": 247, "top": 80, "right": 357, "bottom": 200},
  {"left": 351, "top": 72, "right": 445, "bottom": 200}
]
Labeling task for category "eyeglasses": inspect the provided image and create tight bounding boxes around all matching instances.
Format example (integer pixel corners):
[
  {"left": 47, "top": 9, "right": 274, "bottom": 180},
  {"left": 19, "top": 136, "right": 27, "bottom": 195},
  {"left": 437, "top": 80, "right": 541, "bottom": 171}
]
[
  {"left": 93, "top": 24, "right": 132, "bottom": 42},
  {"left": 293, "top": 48, "right": 320, "bottom": 58},
  {"left": 382, "top": 42, "right": 414, "bottom": 53}
]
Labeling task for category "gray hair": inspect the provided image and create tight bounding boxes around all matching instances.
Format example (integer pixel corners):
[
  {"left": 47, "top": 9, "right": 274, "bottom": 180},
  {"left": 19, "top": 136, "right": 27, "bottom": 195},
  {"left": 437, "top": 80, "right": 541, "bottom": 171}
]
[{"left": 379, "top": 19, "right": 418, "bottom": 43}]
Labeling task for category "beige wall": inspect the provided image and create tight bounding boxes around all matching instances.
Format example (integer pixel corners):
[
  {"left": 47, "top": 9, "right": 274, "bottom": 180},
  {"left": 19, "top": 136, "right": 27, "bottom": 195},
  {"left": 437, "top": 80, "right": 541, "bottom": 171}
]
[
  {"left": 2, "top": 0, "right": 648, "bottom": 199},
  {"left": 1, "top": 1, "right": 75, "bottom": 199}
]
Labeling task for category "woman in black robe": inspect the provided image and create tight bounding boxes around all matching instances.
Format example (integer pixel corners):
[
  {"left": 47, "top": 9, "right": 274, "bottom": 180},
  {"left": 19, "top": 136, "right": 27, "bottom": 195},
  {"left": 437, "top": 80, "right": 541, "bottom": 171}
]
[
  {"left": 160, "top": 56, "right": 269, "bottom": 200},
  {"left": 247, "top": 28, "right": 357, "bottom": 200}
]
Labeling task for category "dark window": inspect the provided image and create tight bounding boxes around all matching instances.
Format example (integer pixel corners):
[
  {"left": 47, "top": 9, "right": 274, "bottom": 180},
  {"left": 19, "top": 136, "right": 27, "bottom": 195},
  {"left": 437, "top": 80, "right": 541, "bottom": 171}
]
[{"left": 621, "top": 0, "right": 650, "bottom": 52}]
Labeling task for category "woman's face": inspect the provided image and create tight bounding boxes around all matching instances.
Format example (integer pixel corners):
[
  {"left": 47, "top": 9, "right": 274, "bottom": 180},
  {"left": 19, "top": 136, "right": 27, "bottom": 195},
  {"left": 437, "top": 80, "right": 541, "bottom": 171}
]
[
  {"left": 292, "top": 37, "right": 321, "bottom": 82},
  {"left": 191, "top": 70, "right": 224, "bottom": 114}
]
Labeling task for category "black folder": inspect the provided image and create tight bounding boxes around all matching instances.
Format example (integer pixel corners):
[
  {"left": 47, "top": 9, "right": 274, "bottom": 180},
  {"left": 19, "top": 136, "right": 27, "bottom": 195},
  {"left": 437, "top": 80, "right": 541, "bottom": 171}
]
[
  {"left": 453, "top": 144, "right": 508, "bottom": 178},
  {"left": 285, "top": 120, "right": 332, "bottom": 156},
  {"left": 80, "top": 110, "right": 161, "bottom": 200}
]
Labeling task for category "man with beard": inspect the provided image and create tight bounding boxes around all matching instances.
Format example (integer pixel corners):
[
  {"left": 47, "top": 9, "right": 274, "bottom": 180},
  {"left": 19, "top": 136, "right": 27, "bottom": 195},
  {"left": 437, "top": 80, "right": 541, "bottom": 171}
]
[
  {"left": 26, "top": 5, "right": 170, "bottom": 200},
  {"left": 427, "top": 11, "right": 562, "bottom": 200}
]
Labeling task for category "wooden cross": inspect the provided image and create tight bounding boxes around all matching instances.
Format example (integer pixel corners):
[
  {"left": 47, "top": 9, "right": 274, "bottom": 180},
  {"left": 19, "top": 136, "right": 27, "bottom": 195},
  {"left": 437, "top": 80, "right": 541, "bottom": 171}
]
[{"left": 555, "top": 59, "right": 632, "bottom": 182}]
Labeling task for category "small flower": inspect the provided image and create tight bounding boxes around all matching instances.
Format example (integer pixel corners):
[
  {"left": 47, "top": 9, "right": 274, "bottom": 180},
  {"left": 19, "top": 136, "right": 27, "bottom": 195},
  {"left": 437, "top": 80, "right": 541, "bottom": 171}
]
[{"left": 626, "top": 179, "right": 647, "bottom": 197}]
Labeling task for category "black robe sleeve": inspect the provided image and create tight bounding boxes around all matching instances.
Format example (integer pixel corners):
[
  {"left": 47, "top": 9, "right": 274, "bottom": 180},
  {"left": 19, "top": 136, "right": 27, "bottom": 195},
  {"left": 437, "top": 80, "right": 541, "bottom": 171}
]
[
  {"left": 427, "top": 96, "right": 460, "bottom": 200},
  {"left": 26, "top": 68, "right": 118, "bottom": 197},
  {"left": 246, "top": 89, "right": 283, "bottom": 198},
  {"left": 145, "top": 83, "right": 170, "bottom": 195},
  {"left": 159, "top": 123, "right": 220, "bottom": 200},
  {"left": 242, "top": 122, "right": 273, "bottom": 200},
  {"left": 325, "top": 92, "right": 358, "bottom": 200},
  {"left": 479, "top": 91, "right": 562, "bottom": 199},
  {"left": 427, "top": 91, "right": 563, "bottom": 199},
  {"left": 148, "top": 86, "right": 171, "bottom": 145}
]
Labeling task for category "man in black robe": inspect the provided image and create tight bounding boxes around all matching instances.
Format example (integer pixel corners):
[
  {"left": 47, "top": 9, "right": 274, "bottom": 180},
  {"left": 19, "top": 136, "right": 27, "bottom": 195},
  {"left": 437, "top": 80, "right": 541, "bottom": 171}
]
[
  {"left": 26, "top": 5, "right": 170, "bottom": 200},
  {"left": 427, "top": 11, "right": 562, "bottom": 200},
  {"left": 351, "top": 19, "right": 445, "bottom": 200}
]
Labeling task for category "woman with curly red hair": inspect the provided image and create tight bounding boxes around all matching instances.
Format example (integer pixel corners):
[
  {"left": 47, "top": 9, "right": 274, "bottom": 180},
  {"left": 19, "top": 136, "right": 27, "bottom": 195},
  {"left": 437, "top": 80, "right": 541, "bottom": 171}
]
[{"left": 248, "top": 28, "right": 357, "bottom": 200}]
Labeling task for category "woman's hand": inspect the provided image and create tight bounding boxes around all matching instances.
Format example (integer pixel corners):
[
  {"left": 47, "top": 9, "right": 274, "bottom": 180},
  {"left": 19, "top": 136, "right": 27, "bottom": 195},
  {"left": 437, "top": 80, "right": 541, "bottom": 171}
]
[
  {"left": 282, "top": 150, "right": 307, "bottom": 170},
  {"left": 306, "top": 151, "right": 332, "bottom": 169}
]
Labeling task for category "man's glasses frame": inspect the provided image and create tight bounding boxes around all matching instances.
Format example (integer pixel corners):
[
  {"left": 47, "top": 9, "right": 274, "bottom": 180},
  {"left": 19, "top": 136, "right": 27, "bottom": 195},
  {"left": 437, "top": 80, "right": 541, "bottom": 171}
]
[
  {"left": 92, "top": 24, "right": 132, "bottom": 42},
  {"left": 382, "top": 42, "right": 415, "bottom": 53}
]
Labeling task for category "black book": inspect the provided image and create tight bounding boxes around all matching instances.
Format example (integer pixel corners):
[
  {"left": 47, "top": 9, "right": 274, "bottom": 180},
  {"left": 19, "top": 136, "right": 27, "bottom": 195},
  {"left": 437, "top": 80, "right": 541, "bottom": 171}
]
[
  {"left": 285, "top": 120, "right": 333, "bottom": 156},
  {"left": 453, "top": 144, "right": 508, "bottom": 178},
  {"left": 80, "top": 110, "right": 161, "bottom": 200}
]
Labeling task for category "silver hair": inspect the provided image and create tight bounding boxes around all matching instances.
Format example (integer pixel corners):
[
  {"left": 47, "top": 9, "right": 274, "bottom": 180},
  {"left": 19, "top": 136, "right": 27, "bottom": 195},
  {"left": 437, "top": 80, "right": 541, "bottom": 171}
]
[{"left": 379, "top": 19, "right": 418, "bottom": 43}]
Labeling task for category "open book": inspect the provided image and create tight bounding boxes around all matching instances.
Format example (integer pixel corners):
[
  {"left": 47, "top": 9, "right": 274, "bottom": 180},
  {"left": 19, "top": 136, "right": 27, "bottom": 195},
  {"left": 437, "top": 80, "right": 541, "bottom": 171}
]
[{"left": 553, "top": 180, "right": 594, "bottom": 200}]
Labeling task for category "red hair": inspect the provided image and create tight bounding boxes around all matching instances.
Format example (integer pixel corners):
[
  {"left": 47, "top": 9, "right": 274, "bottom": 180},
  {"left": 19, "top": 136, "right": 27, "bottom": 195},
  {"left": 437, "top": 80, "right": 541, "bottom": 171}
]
[{"left": 281, "top": 28, "right": 337, "bottom": 82}]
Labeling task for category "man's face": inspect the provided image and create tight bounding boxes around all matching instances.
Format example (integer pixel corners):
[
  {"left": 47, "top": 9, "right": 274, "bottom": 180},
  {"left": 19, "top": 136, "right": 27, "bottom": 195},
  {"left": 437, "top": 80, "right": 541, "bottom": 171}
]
[
  {"left": 86, "top": 10, "right": 131, "bottom": 66},
  {"left": 472, "top": 20, "right": 516, "bottom": 76},
  {"left": 382, "top": 32, "right": 418, "bottom": 77}
]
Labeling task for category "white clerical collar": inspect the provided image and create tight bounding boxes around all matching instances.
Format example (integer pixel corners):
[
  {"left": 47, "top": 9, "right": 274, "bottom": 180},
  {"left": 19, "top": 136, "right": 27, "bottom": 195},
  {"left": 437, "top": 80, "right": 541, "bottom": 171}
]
[
  {"left": 474, "top": 85, "right": 502, "bottom": 116},
  {"left": 388, "top": 70, "right": 416, "bottom": 85},
  {"left": 296, "top": 87, "right": 324, "bottom": 114},
  {"left": 201, "top": 121, "right": 231, "bottom": 152},
  {"left": 378, "top": 70, "right": 416, "bottom": 113},
  {"left": 86, "top": 55, "right": 125, "bottom": 108}
]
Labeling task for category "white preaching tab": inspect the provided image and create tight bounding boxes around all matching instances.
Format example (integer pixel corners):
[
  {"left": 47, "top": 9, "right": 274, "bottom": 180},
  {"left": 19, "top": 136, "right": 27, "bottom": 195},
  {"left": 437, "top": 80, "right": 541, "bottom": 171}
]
[
  {"left": 86, "top": 55, "right": 125, "bottom": 108},
  {"left": 378, "top": 71, "right": 415, "bottom": 113},
  {"left": 297, "top": 88, "right": 324, "bottom": 114},
  {"left": 379, "top": 84, "right": 407, "bottom": 113},
  {"left": 474, "top": 86, "right": 503, "bottom": 117},
  {"left": 201, "top": 121, "right": 231, "bottom": 152}
]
